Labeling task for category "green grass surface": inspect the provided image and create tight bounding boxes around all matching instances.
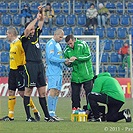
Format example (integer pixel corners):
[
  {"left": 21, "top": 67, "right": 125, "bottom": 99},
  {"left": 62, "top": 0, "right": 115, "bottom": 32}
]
[{"left": 0, "top": 97, "right": 133, "bottom": 133}]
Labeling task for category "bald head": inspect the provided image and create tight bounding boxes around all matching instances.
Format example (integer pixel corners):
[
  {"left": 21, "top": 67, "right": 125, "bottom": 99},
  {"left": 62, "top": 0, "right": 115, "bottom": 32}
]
[
  {"left": 53, "top": 29, "right": 64, "bottom": 43},
  {"left": 54, "top": 29, "right": 64, "bottom": 35}
]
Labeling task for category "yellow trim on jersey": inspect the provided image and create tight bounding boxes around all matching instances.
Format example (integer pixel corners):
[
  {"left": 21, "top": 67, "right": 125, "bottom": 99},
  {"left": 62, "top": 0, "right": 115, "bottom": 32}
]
[
  {"left": 31, "top": 38, "right": 38, "bottom": 44},
  {"left": 21, "top": 27, "right": 40, "bottom": 45},
  {"left": 24, "top": 65, "right": 30, "bottom": 87},
  {"left": 31, "top": 27, "right": 39, "bottom": 44}
]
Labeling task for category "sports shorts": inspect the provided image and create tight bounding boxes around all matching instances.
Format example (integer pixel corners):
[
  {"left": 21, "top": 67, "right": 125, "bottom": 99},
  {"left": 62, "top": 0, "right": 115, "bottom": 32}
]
[
  {"left": 47, "top": 75, "right": 62, "bottom": 91},
  {"left": 25, "top": 62, "right": 47, "bottom": 88},
  {"left": 8, "top": 68, "right": 25, "bottom": 91}
]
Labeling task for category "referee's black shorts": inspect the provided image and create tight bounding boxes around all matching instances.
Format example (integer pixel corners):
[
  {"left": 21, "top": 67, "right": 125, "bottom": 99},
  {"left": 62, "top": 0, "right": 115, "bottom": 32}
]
[
  {"left": 25, "top": 62, "right": 47, "bottom": 88},
  {"left": 8, "top": 69, "right": 25, "bottom": 91}
]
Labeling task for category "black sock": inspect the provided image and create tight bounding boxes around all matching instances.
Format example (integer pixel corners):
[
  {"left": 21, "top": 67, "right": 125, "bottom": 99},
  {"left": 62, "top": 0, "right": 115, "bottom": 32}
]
[
  {"left": 23, "top": 96, "right": 31, "bottom": 119},
  {"left": 39, "top": 97, "right": 50, "bottom": 118}
]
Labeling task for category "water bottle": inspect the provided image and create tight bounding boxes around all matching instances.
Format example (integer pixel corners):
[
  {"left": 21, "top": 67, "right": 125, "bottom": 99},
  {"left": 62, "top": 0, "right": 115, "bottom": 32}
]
[
  {"left": 72, "top": 107, "right": 76, "bottom": 114},
  {"left": 78, "top": 110, "right": 82, "bottom": 122},
  {"left": 82, "top": 110, "right": 86, "bottom": 122},
  {"left": 72, "top": 107, "right": 78, "bottom": 122}
]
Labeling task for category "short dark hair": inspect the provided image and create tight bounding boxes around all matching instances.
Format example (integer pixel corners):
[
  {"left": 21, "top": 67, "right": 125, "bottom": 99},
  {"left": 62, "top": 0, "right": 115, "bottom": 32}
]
[
  {"left": 46, "top": 3, "right": 51, "bottom": 6},
  {"left": 25, "top": 22, "right": 30, "bottom": 29},
  {"left": 65, "top": 34, "right": 75, "bottom": 42},
  {"left": 90, "top": 3, "right": 94, "bottom": 7}
]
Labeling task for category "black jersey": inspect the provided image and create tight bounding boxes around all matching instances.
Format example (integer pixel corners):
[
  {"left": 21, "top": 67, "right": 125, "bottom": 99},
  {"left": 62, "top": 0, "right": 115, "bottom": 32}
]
[{"left": 20, "top": 26, "right": 42, "bottom": 62}]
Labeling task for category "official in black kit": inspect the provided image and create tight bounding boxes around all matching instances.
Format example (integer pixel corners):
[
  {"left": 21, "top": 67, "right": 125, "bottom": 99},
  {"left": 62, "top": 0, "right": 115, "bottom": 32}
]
[{"left": 20, "top": 5, "right": 57, "bottom": 122}]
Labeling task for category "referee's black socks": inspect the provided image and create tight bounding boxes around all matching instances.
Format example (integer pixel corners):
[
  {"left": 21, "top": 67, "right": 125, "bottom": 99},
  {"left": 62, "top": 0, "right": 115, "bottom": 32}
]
[
  {"left": 39, "top": 97, "right": 50, "bottom": 118},
  {"left": 23, "top": 96, "right": 31, "bottom": 119}
]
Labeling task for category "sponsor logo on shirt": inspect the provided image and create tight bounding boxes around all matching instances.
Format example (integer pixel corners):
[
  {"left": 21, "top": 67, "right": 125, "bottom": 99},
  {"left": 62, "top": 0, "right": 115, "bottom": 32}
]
[{"left": 35, "top": 43, "right": 40, "bottom": 48}]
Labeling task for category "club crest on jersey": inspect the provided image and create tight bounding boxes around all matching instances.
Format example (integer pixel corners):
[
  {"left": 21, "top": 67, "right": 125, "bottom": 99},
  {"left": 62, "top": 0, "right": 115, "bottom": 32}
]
[
  {"left": 50, "top": 50, "right": 54, "bottom": 53},
  {"left": 58, "top": 51, "right": 62, "bottom": 55},
  {"left": 35, "top": 43, "right": 40, "bottom": 48}
]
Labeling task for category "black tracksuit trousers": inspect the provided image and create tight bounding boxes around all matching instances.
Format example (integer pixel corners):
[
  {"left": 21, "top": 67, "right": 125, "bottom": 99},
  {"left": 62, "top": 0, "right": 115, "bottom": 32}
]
[
  {"left": 88, "top": 92, "right": 125, "bottom": 122},
  {"left": 71, "top": 80, "right": 93, "bottom": 108}
]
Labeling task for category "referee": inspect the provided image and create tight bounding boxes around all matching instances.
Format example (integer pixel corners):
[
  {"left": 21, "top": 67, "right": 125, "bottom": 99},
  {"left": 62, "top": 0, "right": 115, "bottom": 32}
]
[{"left": 20, "top": 5, "right": 56, "bottom": 122}]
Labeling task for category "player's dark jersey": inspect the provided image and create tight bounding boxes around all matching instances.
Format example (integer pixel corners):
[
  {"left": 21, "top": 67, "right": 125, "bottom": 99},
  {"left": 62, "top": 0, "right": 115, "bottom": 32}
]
[{"left": 20, "top": 26, "right": 42, "bottom": 62}]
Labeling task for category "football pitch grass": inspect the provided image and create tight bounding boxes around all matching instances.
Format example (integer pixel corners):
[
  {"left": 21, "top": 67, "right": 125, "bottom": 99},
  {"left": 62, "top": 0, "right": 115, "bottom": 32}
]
[{"left": 0, "top": 97, "right": 133, "bottom": 133}]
